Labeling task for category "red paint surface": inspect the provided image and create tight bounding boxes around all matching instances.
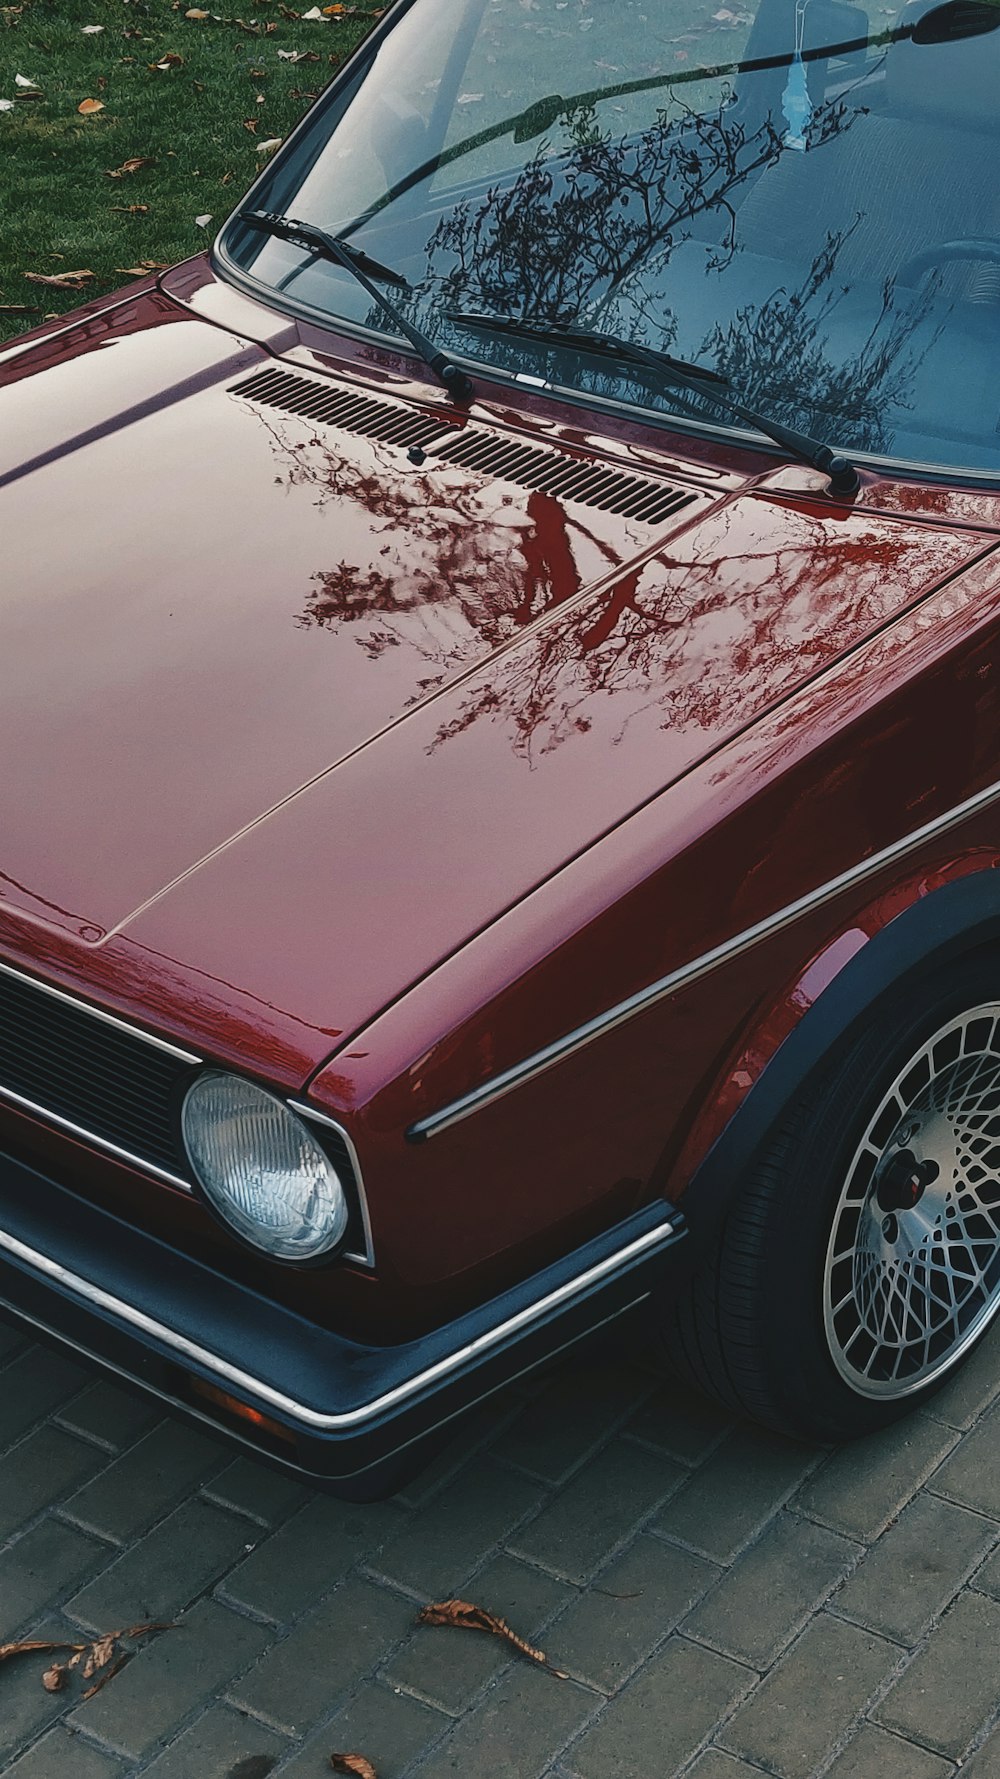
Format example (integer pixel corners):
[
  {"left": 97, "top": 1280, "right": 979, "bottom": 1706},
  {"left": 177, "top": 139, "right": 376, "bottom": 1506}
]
[{"left": 3, "top": 264, "right": 1000, "bottom": 1334}]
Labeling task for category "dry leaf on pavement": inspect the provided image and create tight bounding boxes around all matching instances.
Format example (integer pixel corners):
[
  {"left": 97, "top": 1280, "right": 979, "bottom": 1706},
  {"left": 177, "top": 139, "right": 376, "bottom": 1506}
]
[
  {"left": 416, "top": 1600, "right": 567, "bottom": 1677},
  {"left": 330, "top": 1756, "right": 378, "bottom": 1779},
  {"left": 0, "top": 1623, "right": 174, "bottom": 1696}
]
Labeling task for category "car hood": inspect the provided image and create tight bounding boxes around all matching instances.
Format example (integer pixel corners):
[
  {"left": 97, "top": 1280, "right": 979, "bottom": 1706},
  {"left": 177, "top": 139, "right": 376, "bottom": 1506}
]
[{"left": 0, "top": 290, "right": 991, "bottom": 1079}]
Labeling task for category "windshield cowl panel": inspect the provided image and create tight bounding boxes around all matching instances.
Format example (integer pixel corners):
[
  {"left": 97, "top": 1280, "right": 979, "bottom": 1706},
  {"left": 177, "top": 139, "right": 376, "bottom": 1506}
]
[{"left": 216, "top": 0, "right": 1000, "bottom": 483}]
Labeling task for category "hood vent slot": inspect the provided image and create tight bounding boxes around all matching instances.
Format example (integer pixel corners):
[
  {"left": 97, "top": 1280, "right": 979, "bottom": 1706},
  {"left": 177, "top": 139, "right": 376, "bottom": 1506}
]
[
  {"left": 233, "top": 367, "right": 696, "bottom": 524},
  {"left": 231, "top": 367, "right": 453, "bottom": 452},
  {"left": 431, "top": 428, "right": 696, "bottom": 523}
]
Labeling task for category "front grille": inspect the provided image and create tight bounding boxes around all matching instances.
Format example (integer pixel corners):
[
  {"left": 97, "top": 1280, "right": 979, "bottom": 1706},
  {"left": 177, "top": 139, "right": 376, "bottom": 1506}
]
[
  {"left": 0, "top": 961, "right": 370, "bottom": 1261},
  {"left": 0, "top": 963, "right": 193, "bottom": 1178}
]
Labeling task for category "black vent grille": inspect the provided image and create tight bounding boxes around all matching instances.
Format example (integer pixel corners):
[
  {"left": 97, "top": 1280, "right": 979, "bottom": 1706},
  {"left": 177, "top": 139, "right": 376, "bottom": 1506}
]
[
  {"left": 0, "top": 965, "right": 193, "bottom": 1177},
  {"left": 232, "top": 368, "right": 696, "bottom": 525},
  {"left": 0, "top": 963, "right": 370, "bottom": 1261},
  {"left": 232, "top": 367, "right": 453, "bottom": 452},
  {"left": 433, "top": 428, "right": 697, "bottom": 524}
]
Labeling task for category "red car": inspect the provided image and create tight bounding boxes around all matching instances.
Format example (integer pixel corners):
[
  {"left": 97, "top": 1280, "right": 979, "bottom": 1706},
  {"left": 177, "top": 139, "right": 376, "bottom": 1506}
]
[{"left": 2, "top": 0, "right": 1000, "bottom": 1496}]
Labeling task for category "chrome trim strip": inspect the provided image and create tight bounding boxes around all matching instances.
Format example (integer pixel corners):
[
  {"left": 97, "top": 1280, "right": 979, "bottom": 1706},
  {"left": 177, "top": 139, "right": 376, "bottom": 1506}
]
[
  {"left": 0, "top": 957, "right": 202, "bottom": 1064},
  {"left": 409, "top": 771, "right": 1000, "bottom": 1141},
  {"left": 0, "top": 1082, "right": 194, "bottom": 1192},
  {"left": 0, "top": 1215, "right": 677, "bottom": 1432},
  {"left": 287, "top": 1099, "right": 376, "bottom": 1269}
]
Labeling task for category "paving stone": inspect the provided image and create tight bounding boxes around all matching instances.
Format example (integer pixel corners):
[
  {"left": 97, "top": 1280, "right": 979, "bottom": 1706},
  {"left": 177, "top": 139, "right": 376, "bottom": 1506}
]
[
  {"left": 824, "top": 1723, "right": 955, "bottom": 1778},
  {"left": 624, "top": 1377, "right": 735, "bottom": 1467},
  {"left": 68, "top": 1498, "right": 257, "bottom": 1629},
  {"left": 685, "top": 1511, "right": 858, "bottom": 1668},
  {"left": 0, "top": 1347, "right": 90, "bottom": 1447},
  {"left": 549, "top": 1534, "right": 718, "bottom": 1693},
  {"left": 794, "top": 1417, "right": 957, "bottom": 1541},
  {"left": 686, "top": 1755, "right": 788, "bottom": 1779},
  {"left": 386, "top": 1550, "right": 572, "bottom": 1712},
  {"left": 929, "top": 1403, "right": 1000, "bottom": 1518},
  {"left": 835, "top": 1493, "right": 998, "bottom": 1644},
  {"left": 921, "top": 1322, "right": 1000, "bottom": 1430},
  {"left": 568, "top": 1635, "right": 750, "bottom": 1779},
  {"left": 962, "top": 1722, "right": 1000, "bottom": 1776},
  {"left": 652, "top": 1426, "right": 820, "bottom": 1564},
  {"left": 64, "top": 1422, "right": 229, "bottom": 1544},
  {"left": 203, "top": 1456, "right": 310, "bottom": 1527},
  {"left": 720, "top": 1613, "right": 899, "bottom": 1779},
  {"left": 509, "top": 1441, "right": 681, "bottom": 1583},
  {"left": 222, "top": 1492, "right": 404, "bottom": 1623},
  {"left": 277, "top": 1682, "right": 448, "bottom": 1777},
  {"left": 491, "top": 1360, "right": 654, "bottom": 1483},
  {"left": 71, "top": 1598, "right": 272, "bottom": 1759},
  {"left": 4, "top": 1726, "right": 124, "bottom": 1779},
  {"left": 228, "top": 1574, "right": 414, "bottom": 1733},
  {"left": 413, "top": 1662, "right": 597, "bottom": 1779},
  {"left": 140, "top": 1704, "right": 288, "bottom": 1777},
  {"left": 0, "top": 1425, "right": 105, "bottom": 1540},
  {"left": 54, "top": 1381, "right": 161, "bottom": 1454},
  {"left": 0, "top": 1519, "right": 108, "bottom": 1631},
  {"left": 377, "top": 1459, "right": 544, "bottom": 1597},
  {"left": 874, "top": 1589, "right": 1000, "bottom": 1758}
]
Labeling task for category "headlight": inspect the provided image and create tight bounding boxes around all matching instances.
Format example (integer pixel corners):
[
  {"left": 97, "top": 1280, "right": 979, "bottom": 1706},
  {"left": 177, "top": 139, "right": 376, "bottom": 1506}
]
[{"left": 181, "top": 1072, "right": 349, "bottom": 1262}]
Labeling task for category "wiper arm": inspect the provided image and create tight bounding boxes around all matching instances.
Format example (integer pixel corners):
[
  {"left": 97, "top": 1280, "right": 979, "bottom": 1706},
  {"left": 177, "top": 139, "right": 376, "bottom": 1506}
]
[
  {"left": 239, "top": 210, "right": 474, "bottom": 403},
  {"left": 448, "top": 311, "right": 859, "bottom": 496}
]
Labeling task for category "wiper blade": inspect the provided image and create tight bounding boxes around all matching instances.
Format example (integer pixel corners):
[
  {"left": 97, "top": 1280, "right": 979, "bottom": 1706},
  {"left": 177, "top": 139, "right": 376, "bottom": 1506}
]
[
  {"left": 447, "top": 311, "right": 859, "bottom": 496},
  {"left": 239, "top": 210, "right": 474, "bottom": 403}
]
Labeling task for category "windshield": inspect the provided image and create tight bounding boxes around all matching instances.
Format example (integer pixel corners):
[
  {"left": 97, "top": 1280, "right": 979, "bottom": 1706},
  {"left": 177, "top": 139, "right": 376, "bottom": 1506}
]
[{"left": 218, "top": 0, "right": 1000, "bottom": 478}]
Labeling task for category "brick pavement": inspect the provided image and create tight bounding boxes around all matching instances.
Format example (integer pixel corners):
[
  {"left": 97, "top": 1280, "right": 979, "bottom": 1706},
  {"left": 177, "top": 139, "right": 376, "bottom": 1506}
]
[{"left": 4, "top": 1312, "right": 1000, "bottom": 1779}]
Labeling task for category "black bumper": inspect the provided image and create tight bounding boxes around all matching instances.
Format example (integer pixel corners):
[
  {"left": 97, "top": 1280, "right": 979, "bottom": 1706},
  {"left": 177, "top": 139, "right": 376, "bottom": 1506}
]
[{"left": 0, "top": 1152, "right": 686, "bottom": 1497}]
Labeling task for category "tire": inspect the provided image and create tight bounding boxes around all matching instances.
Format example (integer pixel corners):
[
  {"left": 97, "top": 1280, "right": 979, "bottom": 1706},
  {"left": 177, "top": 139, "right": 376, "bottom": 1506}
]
[{"left": 662, "top": 955, "right": 1000, "bottom": 1441}]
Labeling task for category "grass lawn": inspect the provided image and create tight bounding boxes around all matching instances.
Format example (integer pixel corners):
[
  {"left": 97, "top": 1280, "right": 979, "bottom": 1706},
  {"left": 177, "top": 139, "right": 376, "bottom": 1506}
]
[{"left": 0, "top": 0, "right": 382, "bottom": 342}]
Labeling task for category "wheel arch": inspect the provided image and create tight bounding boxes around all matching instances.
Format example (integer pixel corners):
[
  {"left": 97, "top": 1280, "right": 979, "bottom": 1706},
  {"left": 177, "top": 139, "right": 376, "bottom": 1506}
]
[{"left": 674, "top": 857, "right": 1000, "bottom": 1255}]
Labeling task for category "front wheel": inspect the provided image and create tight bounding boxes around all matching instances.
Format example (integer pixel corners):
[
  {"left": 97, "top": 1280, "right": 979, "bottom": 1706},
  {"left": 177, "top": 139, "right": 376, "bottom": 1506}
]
[{"left": 663, "top": 959, "right": 1000, "bottom": 1441}]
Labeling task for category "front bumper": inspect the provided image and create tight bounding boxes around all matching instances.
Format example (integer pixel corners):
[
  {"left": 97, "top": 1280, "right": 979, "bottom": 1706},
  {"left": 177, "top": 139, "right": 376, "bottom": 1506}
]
[{"left": 0, "top": 1151, "right": 686, "bottom": 1497}]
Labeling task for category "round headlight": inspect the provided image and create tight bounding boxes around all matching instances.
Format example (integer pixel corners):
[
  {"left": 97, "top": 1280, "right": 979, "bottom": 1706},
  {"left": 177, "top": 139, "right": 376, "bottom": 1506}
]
[{"left": 181, "top": 1072, "right": 349, "bottom": 1262}]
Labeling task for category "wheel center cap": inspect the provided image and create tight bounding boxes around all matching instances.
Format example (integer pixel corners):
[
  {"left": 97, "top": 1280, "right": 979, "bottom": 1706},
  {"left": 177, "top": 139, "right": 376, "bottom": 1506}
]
[{"left": 875, "top": 1148, "right": 940, "bottom": 1214}]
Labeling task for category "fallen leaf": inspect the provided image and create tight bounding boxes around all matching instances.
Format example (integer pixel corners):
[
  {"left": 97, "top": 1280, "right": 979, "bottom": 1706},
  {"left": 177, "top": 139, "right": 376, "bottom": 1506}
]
[
  {"left": 150, "top": 52, "right": 183, "bottom": 70},
  {"left": 0, "top": 100, "right": 15, "bottom": 111},
  {"left": 82, "top": 1654, "right": 127, "bottom": 1700},
  {"left": 0, "top": 303, "right": 40, "bottom": 313},
  {"left": 114, "top": 259, "right": 168, "bottom": 270},
  {"left": 323, "top": 2, "right": 346, "bottom": 11},
  {"left": 24, "top": 268, "right": 95, "bottom": 289},
  {"left": 416, "top": 1601, "right": 567, "bottom": 1676},
  {"left": 77, "top": 97, "right": 105, "bottom": 114},
  {"left": 0, "top": 1639, "right": 84, "bottom": 1665},
  {"left": 194, "top": 212, "right": 213, "bottom": 226},
  {"left": 15, "top": 74, "right": 40, "bottom": 87},
  {"left": 81, "top": 22, "right": 105, "bottom": 31},
  {"left": 105, "top": 156, "right": 154, "bottom": 176},
  {"left": 42, "top": 1663, "right": 69, "bottom": 1693},
  {"left": 185, "top": 5, "right": 210, "bottom": 14},
  {"left": 242, "top": 115, "right": 258, "bottom": 131},
  {"left": 256, "top": 135, "right": 282, "bottom": 152},
  {"left": 277, "top": 47, "right": 319, "bottom": 59},
  {"left": 330, "top": 1758, "right": 377, "bottom": 1779},
  {"left": 301, "top": 5, "right": 327, "bottom": 15},
  {"left": 111, "top": 202, "right": 150, "bottom": 213}
]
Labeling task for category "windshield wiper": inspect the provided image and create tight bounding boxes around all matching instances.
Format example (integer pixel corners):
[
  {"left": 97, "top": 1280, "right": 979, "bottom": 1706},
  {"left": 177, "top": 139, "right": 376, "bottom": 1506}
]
[
  {"left": 239, "top": 210, "right": 474, "bottom": 403},
  {"left": 448, "top": 311, "right": 859, "bottom": 496}
]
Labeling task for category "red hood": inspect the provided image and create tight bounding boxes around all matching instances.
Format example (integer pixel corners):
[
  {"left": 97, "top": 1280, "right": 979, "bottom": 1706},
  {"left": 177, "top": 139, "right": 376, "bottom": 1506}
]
[{"left": 0, "top": 288, "right": 990, "bottom": 1082}]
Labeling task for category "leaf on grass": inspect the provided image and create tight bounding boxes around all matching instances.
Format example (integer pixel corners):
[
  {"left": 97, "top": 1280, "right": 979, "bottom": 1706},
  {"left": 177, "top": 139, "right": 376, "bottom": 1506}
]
[
  {"left": 77, "top": 98, "right": 105, "bottom": 114},
  {"left": 416, "top": 1600, "right": 567, "bottom": 1677},
  {"left": 24, "top": 268, "right": 95, "bottom": 289},
  {"left": 0, "top": 101, "right": 15, "bottom": 112},
  {"left": 15, "top": 74, "right": 40, "bottom": 88},
  {"left": 330, "top": 1757, "right": 378, "bottom": 1779},
  {"left": 256, "top": 136, "right": 282, "bottom": 153},
  {"left": 194, "top": 212, "right": 213, "bottom": 226},
  {"left": 301, "top": 6, "right": 327, "bottom": 16},
  {"left": 81, "top": 22, "right": 105, "bottom": 31},
  {"left": 185, "top": 6, "right": 210, "bottom": 14},
  {"left": 105, "top": 156, "right": 154, "bottom": 177},
  {"left": 0, "top": 303, "right": 39, "bottom": 313},
  {"left": 115, "top": 258, "right": 167, "bottom": 271},
  {"left": 150, "top": 52, "right": 183, "bottom": 70},
  {"left": 111, "top": 202, "right": 150, "bottom": 213},
  {"left": 242, "top": 115, "right": 258, "bottom": 131}
]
